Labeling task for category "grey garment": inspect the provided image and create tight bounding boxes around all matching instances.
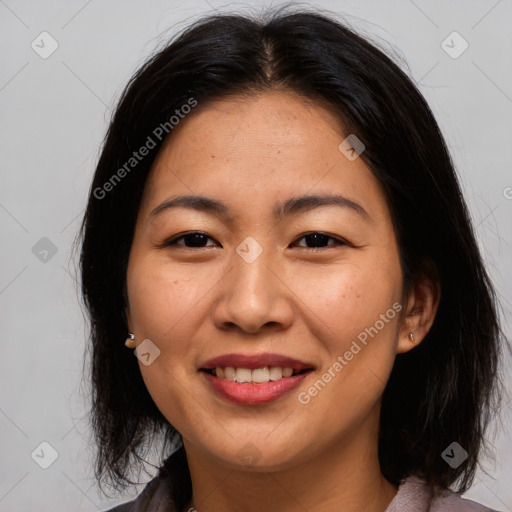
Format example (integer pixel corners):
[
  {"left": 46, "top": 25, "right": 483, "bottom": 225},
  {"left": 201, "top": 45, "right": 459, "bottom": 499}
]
[
  {"left": 104, "top": 473, "right": 175, "bottom": 512},
  {"left": 384, "top": 476, "right": 500, "bottom": 512},
  {"left": 104, "top": 474, "right": 501, "bottom": 512}
]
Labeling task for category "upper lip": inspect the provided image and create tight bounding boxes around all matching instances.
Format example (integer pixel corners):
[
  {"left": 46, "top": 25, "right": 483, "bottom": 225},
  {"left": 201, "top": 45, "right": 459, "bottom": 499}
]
[{"left": 200, "top": 353, "right": 315, "bottom": 371}]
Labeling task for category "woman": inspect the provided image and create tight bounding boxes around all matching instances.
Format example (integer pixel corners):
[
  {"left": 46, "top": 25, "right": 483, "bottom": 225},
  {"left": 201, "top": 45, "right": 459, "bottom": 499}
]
[{"left": 78, "top": 6, "right": 504, "bottom": 512}]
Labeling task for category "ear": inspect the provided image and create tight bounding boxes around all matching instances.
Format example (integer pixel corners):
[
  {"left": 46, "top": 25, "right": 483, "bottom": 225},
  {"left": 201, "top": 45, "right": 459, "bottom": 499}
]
[{"left": 398, "top": 261, "right": 441, "bottom": 354}]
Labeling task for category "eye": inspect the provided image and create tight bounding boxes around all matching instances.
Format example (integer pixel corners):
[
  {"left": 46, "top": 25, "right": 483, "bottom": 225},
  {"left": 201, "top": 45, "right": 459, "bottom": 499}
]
[
  {"left": 291, "top": 232, "right": 349, "bottom": 250},
  {"left": 161, "top": 231, "right": 349, "bottom": 250},
  {"left": 164, "top": 231, "right": 219, "bottom": 248}
]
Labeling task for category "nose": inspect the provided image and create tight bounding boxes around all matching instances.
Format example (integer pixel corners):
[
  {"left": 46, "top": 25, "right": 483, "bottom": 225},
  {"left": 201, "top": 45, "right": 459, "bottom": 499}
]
[{"left": 211, "top": 248, "right": 294, "bottom": 335}]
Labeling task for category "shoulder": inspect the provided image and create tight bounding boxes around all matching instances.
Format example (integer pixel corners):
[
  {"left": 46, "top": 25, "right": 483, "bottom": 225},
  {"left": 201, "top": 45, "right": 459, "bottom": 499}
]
[
  {"left": 385, "top": 475, "right": 502, "bottom": 512},
  {"left": 104, "top": 502, "right": 132, "bottom": 512},
  {"left": 103, "top": 446, "right": 191, "bottom": 512},
  {"left": 431, "top": 486, "right": 501, "bottom": 512},
  {"left": 102, "top": 474, "right": 175, "bottom": 512}
]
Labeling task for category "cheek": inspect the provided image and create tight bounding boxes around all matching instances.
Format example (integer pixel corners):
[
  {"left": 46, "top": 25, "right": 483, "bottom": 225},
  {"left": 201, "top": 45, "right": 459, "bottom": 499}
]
[
  {"left": 292, "top": 263, "right": 401, "bottom": 426},
  {"left": 126, "top": 260, "right": 209, "bottom": 434},
  {"left": 287, "top": 257, "right": 401, "bottom": 343},
  {"left": 126, "top": 257, "right": 210, "bottom": 339}
]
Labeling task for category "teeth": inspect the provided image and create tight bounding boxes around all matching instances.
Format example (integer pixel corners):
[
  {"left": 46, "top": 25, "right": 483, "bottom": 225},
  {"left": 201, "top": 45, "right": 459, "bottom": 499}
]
[
  {"left": 282, "top": 367, "right": 293, "bottom": 377},
  {"left": 252, "top": 367, "right": 270, "bottom": 383},
  {"left": 224, "top": 367, "right": 236, "bottom": 381},
  {"left": 212, "top": 366, "right": 298, "bottom": 383},
  {"left": 269, "top": 367, "right": 282, "bottom": 380},
  {"left": 235, "top": 368, "right": 252, "bottom": 383}
]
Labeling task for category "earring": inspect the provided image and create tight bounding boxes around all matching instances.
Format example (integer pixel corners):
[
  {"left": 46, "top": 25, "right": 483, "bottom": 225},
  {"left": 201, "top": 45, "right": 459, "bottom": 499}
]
[
  {"left": 125, "top": 332, "right": 136, "bottom": 349},
  {"left": 408, "top": 332, "right": 416, "bottom": 343}
]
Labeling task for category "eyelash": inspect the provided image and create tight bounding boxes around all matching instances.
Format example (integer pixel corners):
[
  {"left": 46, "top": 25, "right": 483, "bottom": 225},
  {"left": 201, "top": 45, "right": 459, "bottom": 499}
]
[{"left": 162, "top": 231, "right": 350, "bottom": 250}]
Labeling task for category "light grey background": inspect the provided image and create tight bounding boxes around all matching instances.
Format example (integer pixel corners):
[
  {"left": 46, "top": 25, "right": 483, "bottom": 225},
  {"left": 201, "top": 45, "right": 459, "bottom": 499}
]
[{"left": 1, "top": 0, "right": 511, "bottom": 510}]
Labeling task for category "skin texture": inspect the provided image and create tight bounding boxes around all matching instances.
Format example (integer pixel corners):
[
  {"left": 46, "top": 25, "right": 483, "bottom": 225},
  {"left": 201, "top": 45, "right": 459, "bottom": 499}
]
[{"left": 124, "top": 90, "right": 439, "bottom": 512}]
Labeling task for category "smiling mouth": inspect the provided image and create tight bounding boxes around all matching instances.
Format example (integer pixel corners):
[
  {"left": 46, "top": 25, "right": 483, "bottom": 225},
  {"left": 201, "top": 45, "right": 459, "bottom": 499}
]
[{"left": 200, "top": 366, "right": 313, "bottom": 384}]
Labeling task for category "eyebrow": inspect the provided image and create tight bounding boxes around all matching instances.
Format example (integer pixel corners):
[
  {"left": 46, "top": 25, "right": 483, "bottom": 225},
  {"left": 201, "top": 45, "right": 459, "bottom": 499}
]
[{"left": 149, "top": 193, "right": 370, "bottom": 222}]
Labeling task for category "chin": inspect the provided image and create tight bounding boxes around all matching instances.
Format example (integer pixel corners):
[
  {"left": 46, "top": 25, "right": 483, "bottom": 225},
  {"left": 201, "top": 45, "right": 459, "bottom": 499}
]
[{"left": 200, "top": 437, "right": 311, "bottom": 473}]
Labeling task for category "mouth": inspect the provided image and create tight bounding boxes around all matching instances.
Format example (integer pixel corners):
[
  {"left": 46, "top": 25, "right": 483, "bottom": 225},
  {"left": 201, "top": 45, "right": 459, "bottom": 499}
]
[
  {"left": 199, "top": 352, "right": 315, "bottom": 382},
  {"left": 200, "top": 366, "right": 313, "bottom": 383},
  {"left": 199, "top": 353, "right": 315, "bottom": 404}
]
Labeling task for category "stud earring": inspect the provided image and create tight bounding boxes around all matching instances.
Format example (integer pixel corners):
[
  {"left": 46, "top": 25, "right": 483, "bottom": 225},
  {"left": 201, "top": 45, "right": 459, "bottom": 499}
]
[
  {"left": 125, "top": 332, "right": 136, "bottom": 349},
  {"left": 408, "top": 332, "right": 416, "bottom": 343}
]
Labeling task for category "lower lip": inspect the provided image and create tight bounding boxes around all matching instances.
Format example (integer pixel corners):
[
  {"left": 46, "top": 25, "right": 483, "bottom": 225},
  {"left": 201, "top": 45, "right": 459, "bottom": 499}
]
[{"left": 201, "top": 371, "right": 311, "bottom": 405}]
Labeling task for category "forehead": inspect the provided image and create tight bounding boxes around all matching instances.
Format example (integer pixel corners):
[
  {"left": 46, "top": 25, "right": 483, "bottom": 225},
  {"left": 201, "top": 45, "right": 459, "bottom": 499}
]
[
  {"left": 139, "top": 91, "right": 388, "bottom": 223},
  {"left": 156, "top": 90, "right": 345, "bottom": 160}
]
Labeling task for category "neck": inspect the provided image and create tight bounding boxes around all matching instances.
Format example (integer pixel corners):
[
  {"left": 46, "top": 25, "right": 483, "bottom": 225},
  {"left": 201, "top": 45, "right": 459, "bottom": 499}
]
[{"left": 181, "top": 413, "right": 397, "bottom": 512}]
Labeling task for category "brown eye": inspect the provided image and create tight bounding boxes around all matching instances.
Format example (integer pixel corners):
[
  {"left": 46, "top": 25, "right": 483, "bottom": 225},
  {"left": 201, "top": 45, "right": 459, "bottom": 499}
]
[
  {"left": 166, "top": 232, "right": 218, "bottom": 248},
  {"left": 292, "top": 232, "right": 348, "bottom": 249}
]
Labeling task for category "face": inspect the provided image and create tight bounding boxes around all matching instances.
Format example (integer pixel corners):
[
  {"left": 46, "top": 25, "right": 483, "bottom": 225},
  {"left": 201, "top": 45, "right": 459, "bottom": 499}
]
[{"left": 125, "top": 90, "right": 407, "bottom": 471}]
